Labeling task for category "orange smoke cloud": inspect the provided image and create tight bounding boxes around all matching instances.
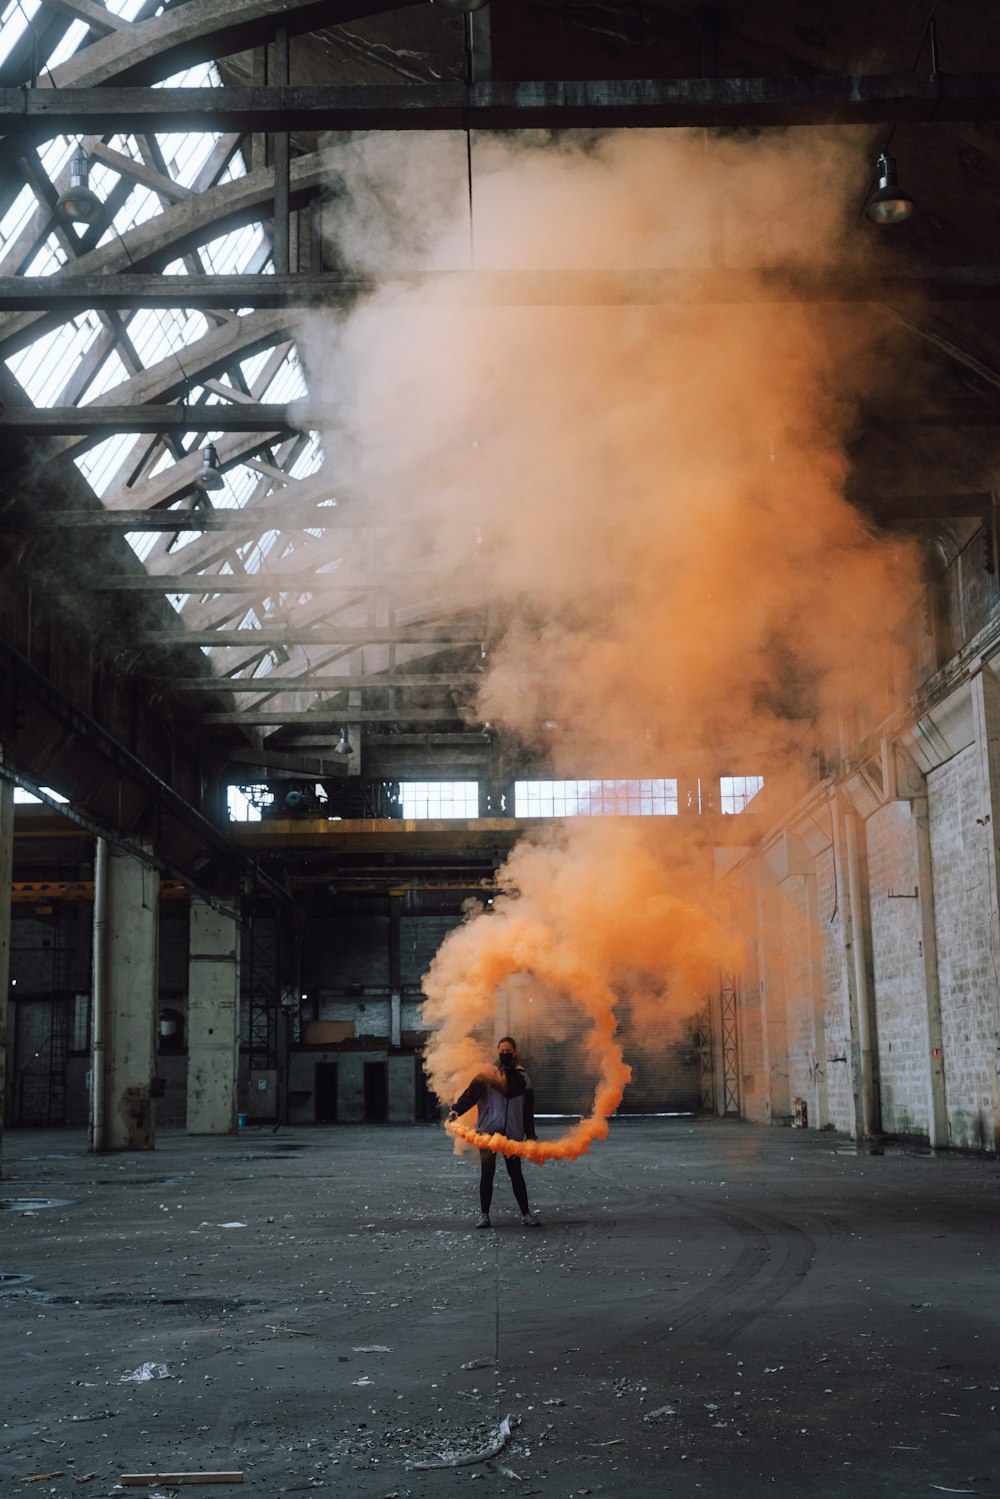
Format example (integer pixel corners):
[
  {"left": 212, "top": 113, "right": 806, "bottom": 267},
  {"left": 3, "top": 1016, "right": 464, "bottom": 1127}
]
[{"left": 306, "top": 127, "right": 921, "bottom": 1157}]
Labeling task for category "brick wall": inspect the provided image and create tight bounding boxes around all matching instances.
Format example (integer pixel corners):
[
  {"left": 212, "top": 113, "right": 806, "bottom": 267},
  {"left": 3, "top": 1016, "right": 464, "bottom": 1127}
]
[
  {"left": 929, "top": 745, "right": 1000, "bottom": 1151},
  {"left": 401, "top": 913, "right": 462, "bottom": 988}
]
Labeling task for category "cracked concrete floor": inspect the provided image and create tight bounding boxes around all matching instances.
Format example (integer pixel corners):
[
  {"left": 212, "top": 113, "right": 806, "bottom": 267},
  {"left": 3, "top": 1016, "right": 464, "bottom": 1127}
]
[{"left": 1, "top": 1119, "right": 999, "bottom": 1499}]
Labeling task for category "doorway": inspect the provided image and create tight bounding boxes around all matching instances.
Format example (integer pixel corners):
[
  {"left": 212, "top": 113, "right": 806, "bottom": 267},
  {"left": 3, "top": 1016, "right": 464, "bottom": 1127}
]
[
  {"left": 363, "top": 1061, "right": 388, "bottom": 1121},
  {"left": 315, "top": 1062, "right": 338, "bottom": 1122}
]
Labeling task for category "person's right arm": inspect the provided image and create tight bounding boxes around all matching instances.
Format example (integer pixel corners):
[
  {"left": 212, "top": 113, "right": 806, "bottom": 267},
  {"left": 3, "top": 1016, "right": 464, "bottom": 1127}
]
[{"left": 448, "top": 1078, "right": 486, "bottom": 1120}]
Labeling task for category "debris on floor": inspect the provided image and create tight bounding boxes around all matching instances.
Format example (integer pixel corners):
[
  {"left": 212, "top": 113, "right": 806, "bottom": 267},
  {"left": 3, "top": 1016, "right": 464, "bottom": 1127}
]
[
  {"left": 407, "top": 1414, "right": 513, "bottom": 1470},
  {"left": 119, "top": 1363, "right": 171, "bottom": 1383}
]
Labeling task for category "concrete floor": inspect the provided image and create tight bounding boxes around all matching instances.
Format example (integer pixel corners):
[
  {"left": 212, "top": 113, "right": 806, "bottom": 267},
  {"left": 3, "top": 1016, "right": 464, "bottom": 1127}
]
[{"left": 1, "top": 1119, "right": 999, "bottom": 1499}]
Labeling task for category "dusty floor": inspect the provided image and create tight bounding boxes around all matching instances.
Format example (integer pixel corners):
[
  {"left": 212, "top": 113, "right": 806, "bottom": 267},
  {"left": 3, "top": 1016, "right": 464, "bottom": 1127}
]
[{"left": 0, "top": 1119, "right": 999, "bottom": 1499}]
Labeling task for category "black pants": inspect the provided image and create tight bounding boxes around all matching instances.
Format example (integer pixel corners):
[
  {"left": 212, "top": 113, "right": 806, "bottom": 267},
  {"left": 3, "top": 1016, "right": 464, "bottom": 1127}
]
[{"left": 480, "top": 1148, "right": 529, "bottom": 1215}]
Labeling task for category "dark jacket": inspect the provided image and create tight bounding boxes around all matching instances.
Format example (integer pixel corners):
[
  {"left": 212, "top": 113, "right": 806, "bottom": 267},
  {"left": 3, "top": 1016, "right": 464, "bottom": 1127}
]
[{"left": 453, "top": 1063, "right": 537, "bottom": 1142}]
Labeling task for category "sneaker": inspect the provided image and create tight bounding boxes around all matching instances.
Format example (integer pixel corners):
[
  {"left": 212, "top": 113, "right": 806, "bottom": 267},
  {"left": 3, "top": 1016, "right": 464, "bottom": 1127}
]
[
  {"left": 476, "top": 1213, "right": 491, "bottom": 1229},
  {"left": 521, "top": 1212, "right": 540, "bottom": 1228}
]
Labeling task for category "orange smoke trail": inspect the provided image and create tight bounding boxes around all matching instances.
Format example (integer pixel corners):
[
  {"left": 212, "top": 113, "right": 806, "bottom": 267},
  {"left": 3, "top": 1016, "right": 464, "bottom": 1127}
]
[{"left": 422, "top": 819, "right": 739, "bottom": 1160}]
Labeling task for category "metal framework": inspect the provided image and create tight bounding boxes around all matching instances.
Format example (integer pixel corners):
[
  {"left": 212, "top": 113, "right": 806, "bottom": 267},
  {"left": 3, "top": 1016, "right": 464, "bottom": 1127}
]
[
  {"left": 2, "top": 0, "right": 998, "bottom": 775},
  {"left": 720, "top": 968, "right": 741, "bottom": 1118},
  {"left": 245, "top": 907, "right": 280, "bottom": 1075}
]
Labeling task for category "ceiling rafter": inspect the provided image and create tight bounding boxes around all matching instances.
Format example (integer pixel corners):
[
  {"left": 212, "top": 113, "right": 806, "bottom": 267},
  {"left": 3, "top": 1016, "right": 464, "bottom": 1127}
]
[
  {"left": 6, "top": 267, "right": 1000, "bottom": 319},
  {"left": 169, "top": 671, "right": 480, "bottom": 688},
  {"left": 5, "top": 73, "right": 1000, "bottom": 139},
  {"left": 142, "top": 623, "right": 485, "bottom": 646},
  {"left": 205, "top": 707, "right": 474, "bottom": 726},
  {"left": 34, "top": 0, "right": 427, "bottom": 92},
  {"left": 1, "top": 401, "right": 299, "bottom": 433}
]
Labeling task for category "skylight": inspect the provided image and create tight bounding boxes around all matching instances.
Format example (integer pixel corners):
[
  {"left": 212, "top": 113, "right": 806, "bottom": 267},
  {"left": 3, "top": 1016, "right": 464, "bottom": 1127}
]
[{"left": 1, "top": 11, "right": 336, "bottom": 673}]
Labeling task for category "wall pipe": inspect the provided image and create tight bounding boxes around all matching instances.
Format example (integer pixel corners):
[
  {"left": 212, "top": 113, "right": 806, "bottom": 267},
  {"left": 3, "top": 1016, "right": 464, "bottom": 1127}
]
[{"left": 843, "top": 803, "right": 881, "bottom": 1140}]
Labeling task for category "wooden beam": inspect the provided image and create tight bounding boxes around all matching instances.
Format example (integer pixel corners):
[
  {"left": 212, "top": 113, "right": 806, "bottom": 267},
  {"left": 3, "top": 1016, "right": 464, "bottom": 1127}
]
[
  {"left": 9, "top": 396, "right": 1000, "bottom": 438},
  {"left": 139, "top": 625, "right": 482, "bottom": 645},
  {"left": 2, "top": 73, "right": 1000, "bottom": 137},
  {"left": 171, "top": 673, "right": 478, "bottom": 689},
  {"left": 5, "top": 267, "right": 1000, "bottom": 313},
  {"left": 42, "top": 505, "right": 333, "bottom": 530},
  {"left": 203, "top": 708, "right": 473, "bottom": 724},
  {"left": 0, "top": 403, "right": 299, "bottom": 434},
  {"left": 91, "top": 572, "right": 454, "bottom": 594}
]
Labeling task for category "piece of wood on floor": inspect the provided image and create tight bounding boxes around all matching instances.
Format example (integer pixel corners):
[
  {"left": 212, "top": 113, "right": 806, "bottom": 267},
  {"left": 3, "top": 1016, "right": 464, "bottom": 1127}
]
[{"left": 120, "top": 1474, "right": 244, "bottom": 1486}]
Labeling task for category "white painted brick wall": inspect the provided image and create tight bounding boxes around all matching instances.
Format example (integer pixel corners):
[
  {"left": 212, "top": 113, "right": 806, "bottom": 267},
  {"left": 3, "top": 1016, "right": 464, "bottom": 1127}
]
[{"left": 929, "top": 745, "right": 1000, "bottom": 1151}]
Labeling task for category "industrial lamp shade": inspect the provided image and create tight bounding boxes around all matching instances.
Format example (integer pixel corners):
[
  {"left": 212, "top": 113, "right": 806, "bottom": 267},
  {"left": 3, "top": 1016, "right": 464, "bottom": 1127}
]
[
  {"left": 193, "top": 442, "right": 225, "bottom": 492},
  {"left": 431, "top": 0, "right": 490, "bottom": 10},
  {"left": 335, "top": 727, "right": 354, "bottom": 755},
  {"left": 865, "top": 152, "right": 914, "bottom": 225},
  {"left": 55, "top": 148, "right": 105, "bottom": 228}
]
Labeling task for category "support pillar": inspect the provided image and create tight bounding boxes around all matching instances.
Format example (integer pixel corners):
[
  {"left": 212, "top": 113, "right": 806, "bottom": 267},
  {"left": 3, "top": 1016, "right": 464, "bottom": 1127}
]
[
  {"left": 389, "top": 893, "right": 402, "bottom": 1048},
  {"left": 832, "top": 793, "right": 881, "bottom": 1141},
  {"left": 0, "top": 772, "right": 14, "bottom": 1176},
  {"left": 753, "top": 865, "right": 791, "bottom": 1124},
  {"left": 970, "top": 669, "right": 1000, "bottom": 1142},
  {"left": 90, "top": 839, "right": 159, "bottom": 1152},
  {"left": 913, "top": 794, "right": 949, "bottom": 1147},
  {"left": 801, "top": 869, "right": 830, "bottom": 1131},
  {"left": 186, "top": 898, "right": 240, "bottom": 1136}
]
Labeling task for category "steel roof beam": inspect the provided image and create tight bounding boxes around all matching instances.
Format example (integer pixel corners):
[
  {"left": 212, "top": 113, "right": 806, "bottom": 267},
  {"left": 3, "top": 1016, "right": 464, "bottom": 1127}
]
[{"left": 3, "top": 74, "right": 1000, "bottom": 136}]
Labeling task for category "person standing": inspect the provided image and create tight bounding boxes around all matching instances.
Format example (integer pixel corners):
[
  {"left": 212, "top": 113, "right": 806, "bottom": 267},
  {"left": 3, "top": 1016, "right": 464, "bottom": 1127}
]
[{"left": 448, "top": 1036, "right": 540, "bottom": 1228}]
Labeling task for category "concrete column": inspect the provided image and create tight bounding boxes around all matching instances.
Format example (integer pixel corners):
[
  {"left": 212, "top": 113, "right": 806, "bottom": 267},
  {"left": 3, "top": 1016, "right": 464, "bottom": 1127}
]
[
  {"left": 0, "top": 773, "right": 14, "bottom": 1176},
  {"left": 912, "top": 795, "right": 949, "bottom": 1147},
  {"left": 764, "top": 831, "right": 829, "bottom": 1130},
  {"left": 389, "top": 893, "right": 402, "bottom": 1048},
  {"left": 831, "top": 794, "right": 881, "bottom": 1140},
  {"left": 90, "top": 840, "right": 159, "bottom": 1153},
  {"left": 186, "top": 898, "right": 241, "bottom": 1135},
  {"left": 796, "top": 869, "right": 830, "bottom": 1131}
]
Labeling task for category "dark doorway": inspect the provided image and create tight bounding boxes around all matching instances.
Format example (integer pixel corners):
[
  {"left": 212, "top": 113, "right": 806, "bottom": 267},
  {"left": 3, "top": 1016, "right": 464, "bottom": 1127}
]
[
  {"left": 364, "top": 1061, "right": 388, "bottom": 1122},
  {"left": 315, "top": 1063, "right": 338, "bottom": 1122},
  {"left": 416, "top": 1058, "right": 439, "bottom": 1121}
]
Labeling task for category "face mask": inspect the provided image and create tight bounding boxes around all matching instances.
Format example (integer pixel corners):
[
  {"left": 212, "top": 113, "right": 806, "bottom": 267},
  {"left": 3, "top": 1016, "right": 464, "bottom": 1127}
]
[{"left": 498, "top": 1052, "right": 515, "bottom": 1070}]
